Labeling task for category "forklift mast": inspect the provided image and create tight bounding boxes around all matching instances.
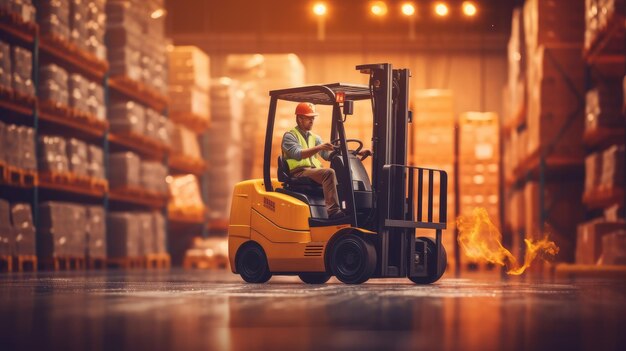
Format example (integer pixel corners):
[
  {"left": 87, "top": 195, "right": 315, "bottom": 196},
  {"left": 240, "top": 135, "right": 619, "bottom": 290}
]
[{"left": 357, "top": 64, "right": 412, "bottom": 277}]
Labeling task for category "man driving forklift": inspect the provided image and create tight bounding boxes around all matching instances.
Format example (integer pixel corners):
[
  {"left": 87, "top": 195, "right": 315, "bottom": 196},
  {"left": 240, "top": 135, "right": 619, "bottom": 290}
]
[{"left": 281, "top": 102, "right": 371, "bottom": 219}]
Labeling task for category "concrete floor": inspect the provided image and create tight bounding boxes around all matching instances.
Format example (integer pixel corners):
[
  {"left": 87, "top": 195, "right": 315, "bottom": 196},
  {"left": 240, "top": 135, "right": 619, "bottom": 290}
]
[{"left": 0, "top": 269, "right": 625, "bottom": 351}]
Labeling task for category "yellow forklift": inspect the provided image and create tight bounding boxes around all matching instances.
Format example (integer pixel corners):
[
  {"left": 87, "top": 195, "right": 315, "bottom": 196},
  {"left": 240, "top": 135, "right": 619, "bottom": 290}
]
[{"left": 228, "top": 63, "right": 448, "bottom": 284}]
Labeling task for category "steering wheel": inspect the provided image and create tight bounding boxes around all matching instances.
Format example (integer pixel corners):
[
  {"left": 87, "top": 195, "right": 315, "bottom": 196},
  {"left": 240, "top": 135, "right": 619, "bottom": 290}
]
[{"left": 328, "top": 138, "right": 369, "bottom": 161}]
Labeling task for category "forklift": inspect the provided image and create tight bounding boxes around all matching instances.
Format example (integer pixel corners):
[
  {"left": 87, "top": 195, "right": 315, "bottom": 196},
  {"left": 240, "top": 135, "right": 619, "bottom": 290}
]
[{"left": 228, "top": 63, "right": 448, "bottom": 284}]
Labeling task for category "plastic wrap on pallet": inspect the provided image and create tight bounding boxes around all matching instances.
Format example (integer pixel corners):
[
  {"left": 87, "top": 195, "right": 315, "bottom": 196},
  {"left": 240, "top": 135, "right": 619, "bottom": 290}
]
[
  {"left": 210, "top": 78, "right": 243, "bottom": 122},
  {"left": 168, "top": 174, "right": 204, "bottom": 212},
  {"left": 38, "top": 135, "right": 69, "bottom": 172},
  {"left": 585, "top": 152, "right": 602, "bottom": 194},
  {"left": 109, "top": 101, "right": 145, "bottom": 135},
  {"left": 108, "top": 47, "right": 142, "bottom": 81},
  {"left": 144, "top": 108, "right": 159, "bottom": 141},
  {"left": 4, "top": 124, "right": 20, "bottom": 168},
  {"left": 601, "top": 144, "right": 625, "bottom": 190},
  {"left": 68, "top": 73, "right": 90, "bottom": 114},
  {"left": 69, "top": 0, "right": 89, "bottom": 51},
  {"left": 137, "top": 213, "right": 154, "bottom": 255},
  {"left": 88, "top": 81, "right": 105, "bottom": 121},
  {"left": 107, "top": 212, "right": 140, "bottom": 258},
  {"left": 38, "top": 0, "right": 71, "bottom": 40},
  {"left": 11, "top": 46, "right": 34, "bottom": 97},
  {"left": 152, "top": 212, "right": 166, "bottom": 254},
  {"left": 156, "top": 114, "right": 172, "bottom": 146},
  {"left": 140, "top": 161, "right": 167, "bottom": 194},
  {"left": 170, "top": 85, "right": 210, "bottom": 119},
  {"left": 39, "top": 64, "right": 69, "bottom": 106},
  {"left": 86, "top": 0, "right": 107, "bottom": 60},
  {"left": 108, "top": 151, "right": 140, "bottom": 189},
  {"left": 18, "top": 126, "right": 35, "bottom": 171},
  {"left": 38, "top": 201, "right": 70, "bottom": 257},
  {"left": 0, "top": 199, "right": 14, "bottom": 256},
  {"left": 87, "top": 144, "right": 104, "bottom": 179},
  {"left": 0, "top": 40, "right": 11, "bottom": 90},
  {"left": 66, "top": 138, "right": 88, "bottom": 176},
  {"left": 0, "top": 0, "right": 35, "bottom": 24},
  {"left": 86, "top": 205, "right": 106, "bottom": 259},
  {"left": 11, "top": 203, "right": 35, "bottom": 256},
  {"left": 68, "top": 204, "right": 87, "bottom": 256},
  {"left": 106, "top": 1, "right": 143, "bottom": 34}
]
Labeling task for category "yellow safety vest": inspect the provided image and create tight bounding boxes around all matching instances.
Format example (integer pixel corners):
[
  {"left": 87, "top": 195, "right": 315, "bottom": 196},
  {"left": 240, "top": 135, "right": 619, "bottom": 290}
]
[{"left": 285, "top": 127, "right": 322, "bottom": 171}]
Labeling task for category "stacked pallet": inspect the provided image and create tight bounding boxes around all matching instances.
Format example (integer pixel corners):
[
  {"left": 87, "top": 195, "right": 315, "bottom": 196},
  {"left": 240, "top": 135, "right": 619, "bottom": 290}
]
[
  {"left": 0, "top": 121, "right": 36, "bottom": 176},
  {"left": 0, "top": 200, "right": 36, "bottom": 259},
  {"left": 207, "top": 78, "right": 244, "bottom": 221},
  {"left": 409, "top": 89, "right": 456, "bottom": 270},
  {"left": 168, "top": 46, "right": 210, "bottom": 126},
  {"left": 107, "top": 211, "right": 167, "bottom": 261},
  {"left": 108, "top": 151, "right": 167, "bottom": 195},
  {"left": 168, "top": 174, "right": 205, "bottom": 220}
]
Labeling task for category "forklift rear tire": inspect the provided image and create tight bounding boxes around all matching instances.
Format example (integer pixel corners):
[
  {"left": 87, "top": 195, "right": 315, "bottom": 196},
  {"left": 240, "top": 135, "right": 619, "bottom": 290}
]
[
  {"left": 236, "top": 242, "right": 272, "bottom": 283},
  {"left": 299, "top": 272, "right": 332, "bottom": 284},
  {"left": 409, "top": 237, "right": 447, "bottom": 285},
  {"left": 330, "top": 234, "right": 376, "bottom": 285}
]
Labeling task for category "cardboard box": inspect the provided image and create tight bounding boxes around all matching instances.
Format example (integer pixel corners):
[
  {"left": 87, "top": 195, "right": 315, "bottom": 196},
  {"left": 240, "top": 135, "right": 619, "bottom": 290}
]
[{"left": 576, "top": 220, "right": 626, "bottom": 264}]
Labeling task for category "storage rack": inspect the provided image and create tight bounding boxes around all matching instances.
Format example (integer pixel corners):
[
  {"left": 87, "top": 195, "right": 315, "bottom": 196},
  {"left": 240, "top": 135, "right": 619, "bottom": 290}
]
[
  {"left": 0, "top": 6, "right": 173, "bottom": 270},
  {"left": 581, "top": 10, "right": 625, "bottom": 215}
]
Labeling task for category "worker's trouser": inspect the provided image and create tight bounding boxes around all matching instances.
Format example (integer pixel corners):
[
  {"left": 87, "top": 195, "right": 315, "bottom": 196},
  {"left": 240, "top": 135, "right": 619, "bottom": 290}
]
[{"left": 290, "top": 167, "right": 341, "bottom": 217}]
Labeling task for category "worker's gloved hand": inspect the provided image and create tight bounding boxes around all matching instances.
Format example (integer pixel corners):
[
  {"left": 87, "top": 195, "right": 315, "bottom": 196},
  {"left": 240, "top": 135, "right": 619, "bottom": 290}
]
[{"left": 318, "top": 142, "right": 334, "bottom": 152}]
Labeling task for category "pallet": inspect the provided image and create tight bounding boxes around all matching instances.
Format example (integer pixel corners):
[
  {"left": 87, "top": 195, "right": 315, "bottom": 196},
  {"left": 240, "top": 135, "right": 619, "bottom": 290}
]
[
  {"left": 40, "top": 99, "right": 108, "bottom": 132},
  {"left": 183, "top": 255, "right": 229, "bottom": 270},
  {"left": 39, "top": 256, "right": 86, "bottom": 271},
  {"left": 144, "top": 253, "right": 171, "bottom": 269},
  {"left": 87, "top": 257, "right": 107, "bottom": 270},
  {"left": 13, "top": 255, "right": 37, "bottom": 272},
  {"left": 2, "top": 166, "right": 37, "bottom": 187},
  {"left": 39, "top": 171, "right": 107, "bottom": 192},
  {"left": 0, "top": 255, "right": 12, "bottom": 273},
  {"left": 107, "top": 257, "right": 144, "bottom": 269}
]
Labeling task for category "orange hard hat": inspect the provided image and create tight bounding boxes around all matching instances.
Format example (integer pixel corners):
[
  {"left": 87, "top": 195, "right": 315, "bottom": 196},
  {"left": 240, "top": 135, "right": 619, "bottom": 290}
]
[{"left": 295, "top": 102, "right": 318, "bottom": 117}]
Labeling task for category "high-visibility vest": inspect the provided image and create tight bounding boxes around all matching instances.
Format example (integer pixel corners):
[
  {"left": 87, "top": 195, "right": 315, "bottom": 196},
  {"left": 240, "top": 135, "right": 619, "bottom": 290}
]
[{"left": 285, "top": 127, "right": 322, "bottom": 171}]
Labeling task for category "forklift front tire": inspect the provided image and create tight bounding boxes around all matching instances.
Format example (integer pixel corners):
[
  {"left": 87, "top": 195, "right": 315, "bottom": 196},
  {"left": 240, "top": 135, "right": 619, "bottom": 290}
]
[
  {"left": 329, "top": 234, "right": 376, "bottom": 285},
  {"left": 236, "top": 242, "right": 272, "bottom": 283},
  {"left": 408, "top": 237, "right": 447, "bottom": 285}
]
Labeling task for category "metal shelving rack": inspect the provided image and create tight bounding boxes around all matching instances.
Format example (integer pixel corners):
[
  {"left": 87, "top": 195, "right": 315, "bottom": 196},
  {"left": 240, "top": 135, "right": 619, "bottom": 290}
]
[{"left": 1, "top": 5, "right": 173, "bottom": 269}]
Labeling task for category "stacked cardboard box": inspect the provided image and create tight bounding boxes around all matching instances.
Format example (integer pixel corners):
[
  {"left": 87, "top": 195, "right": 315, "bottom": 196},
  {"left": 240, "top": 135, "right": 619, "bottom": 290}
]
[
  {"left": 600, "top": 144, "right": 625, "bottom": 192},
  {"left": 38, "top": 134, "right": 103, "bottom": 178},
  {"left": 109, "top": 101, "right": 169, "bottom": 144},
  {"left": 409, "top": 90, "right": 456, "bottom": 269},
  {"left": 459, "top": 112, "right": 500, "bottom": 229},
  {"left": 584, "top": 0, "right": 626, "bottom": 53},
  {"left": 0, "top": 40, "right": 10, "bottom": 90},
  {"left": 0, "top": 123, "right": 35, "bottom": 171},
  {"left": 38, "top": 0, "right": 71, "bottom": 40},
  {"left": 168, "top": 174, "right": 205, "bottom": 216},
  {"left": 504, "top": 8, "right": 526, "bottom": 128},
  {"left": 140, "top": 161, "right": 168, "bottom": 195},
  {"left": 207, "top": 78, "right": 244, "bottom": 220},
  {"left": 0, "top": 200, "right": 36, "bottom": 257},
  {"left": 585, "top": 80, "right": 624, "bottom": 133},
  {"left": 107, "top": 211, "right": 166, "bottom": 257},
  {"left": 576, "top": 219, "right": 625, "bottom": 264},
  {"left": 86, "top": 206, "right": 106, "bottom": 259},
  {"left": 108, "top": 151, "right": 140, "bottom": 189},
  {"left": 168, "top": 46, "right": 210, "bottom": 122},
  {"left": 106, "top": 0, "right": 167, "bottom": 95},
  {"left": 11, "top": 46, "right": 34, "bottom": 97},
  {"left": 0, "top": 0, "right": 35, "bottom": 24},
  {"left": 38, "top": 202, "right": 87, "bottom": 258},
  {"left": 171, "top": 124, "right": 201, "bottom": 159}
]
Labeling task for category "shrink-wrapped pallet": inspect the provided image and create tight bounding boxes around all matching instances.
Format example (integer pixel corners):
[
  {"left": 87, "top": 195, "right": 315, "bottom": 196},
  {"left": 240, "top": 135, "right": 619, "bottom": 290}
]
[
  {"left": 39, "top": 64, "right": 69, "bottom": 106},
  {"left": 108, "top": 151, "right": 140, "bottom": 189},
  {"left": 86, "top": 205, "right": 106, "bottom": 259},
  {"left": 107, "top": 212, "right": 140, "bottom": 257},
  {"left": 11, "top": 203, "right": 35, "bottom": 256},
  {"left": 38, "top": 135, "right": 69, "bottom": 173}
]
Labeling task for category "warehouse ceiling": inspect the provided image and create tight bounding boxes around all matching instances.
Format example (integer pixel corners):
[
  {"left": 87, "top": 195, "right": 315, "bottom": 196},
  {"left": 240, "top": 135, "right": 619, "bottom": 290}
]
[{"left": 165, "top": 0, "right": 516, "bottom": 53}]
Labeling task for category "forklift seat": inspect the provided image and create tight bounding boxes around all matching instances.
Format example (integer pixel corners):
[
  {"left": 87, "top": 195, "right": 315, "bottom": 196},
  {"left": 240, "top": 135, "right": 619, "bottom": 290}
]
[{"left": 277, "top": 156, "right": 324, "bottom": 195}]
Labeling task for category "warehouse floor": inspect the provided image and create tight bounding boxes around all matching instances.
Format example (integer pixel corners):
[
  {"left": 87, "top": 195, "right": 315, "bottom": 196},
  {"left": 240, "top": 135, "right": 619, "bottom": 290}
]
[{"left": 1, "top": 269, "right": 625, "bottom": 351}]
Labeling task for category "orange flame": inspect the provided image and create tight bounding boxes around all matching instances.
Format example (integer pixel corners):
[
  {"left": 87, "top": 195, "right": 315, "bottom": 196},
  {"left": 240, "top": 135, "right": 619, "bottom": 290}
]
[{"left": 456, "top": 207, "right": 559, "bottom": 275}]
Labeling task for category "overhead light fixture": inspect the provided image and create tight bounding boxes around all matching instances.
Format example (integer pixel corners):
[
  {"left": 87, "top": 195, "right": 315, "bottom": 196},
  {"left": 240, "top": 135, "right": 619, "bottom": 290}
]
[
  {"left": 312, "top": 2, "right": 327, "bottom": 16},
  {"left": 370, "top": 1, "right": 388, "bottom": 17},
  {"left": 401, "top": 3, "right": 416, "bottom": 16},
  {"left": 434, "top": 2, "right": 449, "bottom": 17},
  {"left": 151, "top": 8, "right": 166, "bottom": 19},
  {"left": 462, "top": 1, "right": 477, "bottom": 17}
]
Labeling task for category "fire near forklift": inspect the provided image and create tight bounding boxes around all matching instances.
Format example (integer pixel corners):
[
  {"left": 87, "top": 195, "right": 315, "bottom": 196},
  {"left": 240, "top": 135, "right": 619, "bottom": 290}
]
[{"left": 228, "top": 63, "right": 448, "bottom": 284}]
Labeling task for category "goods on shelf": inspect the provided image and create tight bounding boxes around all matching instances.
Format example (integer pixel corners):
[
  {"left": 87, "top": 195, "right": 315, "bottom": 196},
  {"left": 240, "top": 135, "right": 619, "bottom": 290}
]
[
  {"left": 168, "top": 174, "right": 204, "bottom": 216},
  {"left": 107, "top": 211, "right": 166, "bottom": 257},
  {"left": 86, "top": 205, "right": 106, "bottom": 259},
  {"left": 584, "top": 0, "right": 626, "bottom": 52},
  {"left": 38, "top": 201, "right": 87, "bottom": 258},
  {"left": 576, "top": 219, "right": 626, "bottom": 264},
  {"left": 140, "top": 161, "right": 167, "bottom": 194},
  {"left": 600, "top": 144, "right": 624, "bottom": 191},
  {"left": 39, "top": 64, "right": 69, "bottom": 106},
  {"left": 585, "top": 80, "right": 624, "bottom": 133},
  {"left": 68, "top": 73, "right": 89, "bottom": 114},
  {"left": 0, "top": 199, "right": 13, "bottom": 256},
  {"left": 66, "top": 137, "right": 88, "bottom": 176},
  {"left": 0, "top": 0, "right": 36, "bottom": 24},
  {"left": 523, "top": 0, "right": 585, "bottom": 54},
  {"left": 87, "top": 144, "right": 104, "bottom": 179},
  {"left": 10, "top": 203, "right": 35, "bottom": 256},
  {"left": 109, "top": 100, "right": 145, "bottom": 134},
  {"left": 601, "top": 230, "right": 626, "bottom": 264},
  {"left": 183, "top": 236, "right": 229, "bottom": 270},
  {"left": 0, "top": 40, "right": 10, "bottom": 90},
  {"left": 584, "top": 152, "right": 602, "bottom": 195},
  {"left": 171, "top": 124, "right": 201, "bottom": 159},
  {"left": 11, "top": 46, "right": 34, "bottom": 97},
  {"left": 108, "top": 151, "right": 140, "bottom": 189},
  {"left": 168, "top": 46, "right": 210, "bottom": 121},
  {"left": 1, "top": 124, "right": 35, "bottom": 170},
  {"left": 38, "top": 135, "right": 69, "bottom": 172},
  {"left": 38, "top": 0, "right": 71, "bottom": 40}
]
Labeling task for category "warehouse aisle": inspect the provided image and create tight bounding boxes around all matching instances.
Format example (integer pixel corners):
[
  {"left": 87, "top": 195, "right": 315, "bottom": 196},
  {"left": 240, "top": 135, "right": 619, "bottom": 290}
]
[{"left": 1, "top": 270, "right": 624, "bottom": 351}]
